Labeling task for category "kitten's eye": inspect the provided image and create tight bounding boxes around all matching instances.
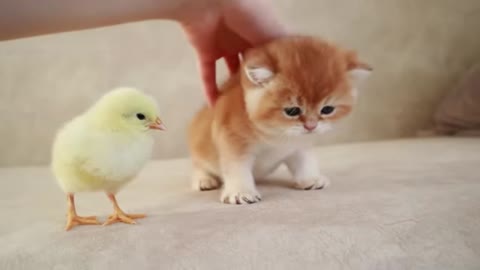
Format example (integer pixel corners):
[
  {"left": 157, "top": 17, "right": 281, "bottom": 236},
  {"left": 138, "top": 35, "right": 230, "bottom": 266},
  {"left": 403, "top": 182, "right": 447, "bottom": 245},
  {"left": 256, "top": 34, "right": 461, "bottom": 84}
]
[
  {"left": 136, "top": 113, "right": 146, "bottom": 120},
  {"left": 320, "top": 106, "right": 335, "bottom": 115},
  {"left": 283, "top": 107, "right": 302, "bottom": 117}
]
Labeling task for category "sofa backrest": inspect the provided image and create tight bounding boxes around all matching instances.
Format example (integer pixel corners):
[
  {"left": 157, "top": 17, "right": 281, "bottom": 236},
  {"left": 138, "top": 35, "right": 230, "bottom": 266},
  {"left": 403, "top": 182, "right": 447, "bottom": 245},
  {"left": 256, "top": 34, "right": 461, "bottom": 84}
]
[{"left": 1, "top": 0, "right": 479, "bottom": 166}]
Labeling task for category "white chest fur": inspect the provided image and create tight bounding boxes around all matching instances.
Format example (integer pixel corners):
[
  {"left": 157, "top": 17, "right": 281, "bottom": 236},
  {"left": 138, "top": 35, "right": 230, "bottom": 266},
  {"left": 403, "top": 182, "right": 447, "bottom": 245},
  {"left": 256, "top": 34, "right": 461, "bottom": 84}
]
[{"left": 251, "top": 139, "right": 311, "bottom": 178}]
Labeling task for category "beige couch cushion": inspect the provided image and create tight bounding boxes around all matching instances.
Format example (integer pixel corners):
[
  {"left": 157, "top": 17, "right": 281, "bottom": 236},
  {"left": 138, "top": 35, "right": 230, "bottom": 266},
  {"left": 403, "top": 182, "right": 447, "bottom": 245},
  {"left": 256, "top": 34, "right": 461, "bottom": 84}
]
[{"left": 1, "top": 138, "right": 479, "bottom": 269}]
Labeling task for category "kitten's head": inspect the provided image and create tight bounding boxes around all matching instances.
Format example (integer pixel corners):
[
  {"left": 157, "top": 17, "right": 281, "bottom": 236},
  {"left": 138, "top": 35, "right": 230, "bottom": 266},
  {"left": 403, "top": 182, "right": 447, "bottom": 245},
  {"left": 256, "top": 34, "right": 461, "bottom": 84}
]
[{"left": 240, "top": 36, "right": 371, "bottom": 138}]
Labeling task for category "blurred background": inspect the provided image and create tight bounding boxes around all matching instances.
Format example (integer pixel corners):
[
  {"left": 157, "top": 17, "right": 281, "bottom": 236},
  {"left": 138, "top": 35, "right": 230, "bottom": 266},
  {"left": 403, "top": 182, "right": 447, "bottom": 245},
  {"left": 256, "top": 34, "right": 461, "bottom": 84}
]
[{"left": 1, "top": 0, "right": 479, "bottom": 166}]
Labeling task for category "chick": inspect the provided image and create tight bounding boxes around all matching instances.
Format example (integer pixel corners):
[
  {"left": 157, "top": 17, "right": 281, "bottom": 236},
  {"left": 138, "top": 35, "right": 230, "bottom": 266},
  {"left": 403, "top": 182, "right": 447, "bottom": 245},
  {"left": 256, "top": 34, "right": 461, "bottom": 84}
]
[{"left": 51, "top": 87, "right": 165, "bottom": 231}]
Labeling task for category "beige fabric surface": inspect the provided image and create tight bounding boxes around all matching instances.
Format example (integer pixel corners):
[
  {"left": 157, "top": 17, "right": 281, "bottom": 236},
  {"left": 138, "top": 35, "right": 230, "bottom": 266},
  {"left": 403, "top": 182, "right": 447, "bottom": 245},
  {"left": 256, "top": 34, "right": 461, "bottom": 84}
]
[
  {"left": 434, "top": 62, "right": 480, "bottom": 136},
  {"left": 1, "top": 138, "right": 479, "bottom": 270},
  {"left": 1, "top": 0, "right": 480, "bottom": 166}
]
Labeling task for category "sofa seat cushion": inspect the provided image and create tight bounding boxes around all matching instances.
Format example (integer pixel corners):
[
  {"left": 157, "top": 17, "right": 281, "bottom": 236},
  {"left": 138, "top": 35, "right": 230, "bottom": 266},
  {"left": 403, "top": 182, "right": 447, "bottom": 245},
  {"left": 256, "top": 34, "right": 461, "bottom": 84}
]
[{"left": 1, "top": 138, "right": 479, "bottom": 269}]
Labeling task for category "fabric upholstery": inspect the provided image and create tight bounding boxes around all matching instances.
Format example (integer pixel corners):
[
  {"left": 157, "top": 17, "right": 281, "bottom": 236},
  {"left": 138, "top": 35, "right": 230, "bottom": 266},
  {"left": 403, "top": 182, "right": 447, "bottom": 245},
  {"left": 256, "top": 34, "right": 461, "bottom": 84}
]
[
  {"left": 1, "top": 138, "right": 479, "bottom": 269},
  {"left": 434, "top": 62, "right": 480, "bottom": 136}
]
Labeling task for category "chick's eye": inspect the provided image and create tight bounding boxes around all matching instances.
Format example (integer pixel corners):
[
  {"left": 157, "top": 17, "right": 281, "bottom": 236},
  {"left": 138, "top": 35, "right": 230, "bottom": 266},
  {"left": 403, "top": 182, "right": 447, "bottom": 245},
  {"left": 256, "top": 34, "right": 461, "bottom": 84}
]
[
  {"left": 136, "top": 113, "right": 146, "bottom": 120},
  {"left": 283, "top": 107, "right": 302, "bottom": 117},
  {"left": 320, "top": 106, "right": 335, "bottom": 115}
]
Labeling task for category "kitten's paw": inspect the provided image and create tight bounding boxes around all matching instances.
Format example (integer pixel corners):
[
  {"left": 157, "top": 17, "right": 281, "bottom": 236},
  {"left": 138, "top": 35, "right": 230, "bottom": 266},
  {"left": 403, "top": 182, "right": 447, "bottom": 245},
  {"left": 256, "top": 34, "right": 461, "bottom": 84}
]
[
  {"left": 221, "top": 189, "right": 262, "bottom": 205},
  {"left": 192, "top": 174, "right": 221, "bottom": 191},
  {"left": 294, "top": 174, "right": 331, "bottom": 190}
]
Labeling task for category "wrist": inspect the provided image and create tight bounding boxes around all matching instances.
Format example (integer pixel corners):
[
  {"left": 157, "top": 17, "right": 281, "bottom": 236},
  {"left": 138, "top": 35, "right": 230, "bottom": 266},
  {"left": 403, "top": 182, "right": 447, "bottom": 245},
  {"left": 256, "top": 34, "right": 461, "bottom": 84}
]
[{"left": 162, "top": 0, "right": 222, "bottom": 22}]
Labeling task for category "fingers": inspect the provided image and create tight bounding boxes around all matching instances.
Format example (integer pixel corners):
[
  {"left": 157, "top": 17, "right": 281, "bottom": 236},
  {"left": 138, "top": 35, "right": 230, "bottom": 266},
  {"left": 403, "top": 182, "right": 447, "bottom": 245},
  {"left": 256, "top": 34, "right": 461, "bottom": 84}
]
[
  {"left": 224, "top": 54, "right": 241, "bottom": 75},
  {"left": 199, "top": 58, "right": 219, "bottom": 107}
]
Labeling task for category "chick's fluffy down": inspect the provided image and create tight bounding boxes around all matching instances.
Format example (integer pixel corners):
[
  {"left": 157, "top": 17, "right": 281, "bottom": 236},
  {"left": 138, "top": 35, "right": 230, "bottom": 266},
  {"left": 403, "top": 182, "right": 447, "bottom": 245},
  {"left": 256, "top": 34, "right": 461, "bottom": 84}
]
[{"left": 52, "top": 115, "right": 154, "bottom": 194}]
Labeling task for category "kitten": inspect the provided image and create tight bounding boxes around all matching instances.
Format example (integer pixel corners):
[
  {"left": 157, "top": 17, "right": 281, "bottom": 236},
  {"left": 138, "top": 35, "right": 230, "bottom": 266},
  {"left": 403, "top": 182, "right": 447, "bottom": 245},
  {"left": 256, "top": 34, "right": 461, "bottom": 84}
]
[{"left": 188, "top": 36, "right": 371, "bottom": 204}]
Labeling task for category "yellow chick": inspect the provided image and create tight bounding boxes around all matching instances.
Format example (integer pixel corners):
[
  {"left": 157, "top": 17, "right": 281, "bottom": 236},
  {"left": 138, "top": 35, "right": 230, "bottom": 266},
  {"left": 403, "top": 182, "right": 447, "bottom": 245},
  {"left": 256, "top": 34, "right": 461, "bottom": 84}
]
[{"left": 51, "top": 87, "right": 165, "bottom": 231}]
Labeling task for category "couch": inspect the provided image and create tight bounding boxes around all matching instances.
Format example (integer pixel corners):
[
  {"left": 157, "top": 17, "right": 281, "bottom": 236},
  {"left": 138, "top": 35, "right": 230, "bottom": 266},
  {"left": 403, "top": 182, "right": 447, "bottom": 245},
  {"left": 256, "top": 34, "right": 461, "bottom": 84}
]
[
  {"left": 1, "top": 0, "right": 480, "bottom": 269},
  {"left": 1, "top": 138, "right": 480, "bottom": 269}
]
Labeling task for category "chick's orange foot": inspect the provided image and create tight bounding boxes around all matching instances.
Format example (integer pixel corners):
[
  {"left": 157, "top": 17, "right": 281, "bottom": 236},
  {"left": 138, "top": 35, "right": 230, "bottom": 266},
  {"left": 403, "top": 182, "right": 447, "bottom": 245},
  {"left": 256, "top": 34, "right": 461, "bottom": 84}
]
[
  {"left": 64, "top": 193, "right": 101, "bottom": 231},
  {"left": 103, "top": 193, "right": 146, "bottom": 226},
  {"left": 103, "top": 211, "right": 146, "bottom": 226},
  {"left": 65, "top": 214, "right": 100, "bottom": 231}
]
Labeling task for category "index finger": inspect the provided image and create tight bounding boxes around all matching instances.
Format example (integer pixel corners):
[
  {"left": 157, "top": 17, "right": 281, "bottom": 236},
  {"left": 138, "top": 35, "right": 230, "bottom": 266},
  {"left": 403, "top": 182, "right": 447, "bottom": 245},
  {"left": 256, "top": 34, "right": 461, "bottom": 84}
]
[{"left": 199, "top": 58, "right": 219, "bottom": 107}]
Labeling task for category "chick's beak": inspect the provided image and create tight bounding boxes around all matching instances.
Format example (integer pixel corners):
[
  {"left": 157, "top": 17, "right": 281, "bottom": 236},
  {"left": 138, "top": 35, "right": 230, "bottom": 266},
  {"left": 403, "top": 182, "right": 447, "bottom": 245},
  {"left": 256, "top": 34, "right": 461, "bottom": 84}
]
[{"left": 149, "top": 117, "right": 166, "bottom": 131}]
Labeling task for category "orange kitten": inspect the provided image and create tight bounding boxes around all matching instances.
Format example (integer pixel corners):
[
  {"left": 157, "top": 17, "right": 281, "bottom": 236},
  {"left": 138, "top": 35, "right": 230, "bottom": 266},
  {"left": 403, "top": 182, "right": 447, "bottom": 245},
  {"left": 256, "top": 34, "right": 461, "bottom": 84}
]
[{"left": 188, "top": 36, "right": 371, "bottom": 204}]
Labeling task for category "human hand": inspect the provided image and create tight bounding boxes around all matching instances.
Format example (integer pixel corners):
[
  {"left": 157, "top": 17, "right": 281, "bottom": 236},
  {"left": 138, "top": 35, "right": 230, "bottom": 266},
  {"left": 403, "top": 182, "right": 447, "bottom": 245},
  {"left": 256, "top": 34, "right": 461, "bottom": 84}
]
[{"left": 175, "top": 0, "right": 286, "bottom": 106}]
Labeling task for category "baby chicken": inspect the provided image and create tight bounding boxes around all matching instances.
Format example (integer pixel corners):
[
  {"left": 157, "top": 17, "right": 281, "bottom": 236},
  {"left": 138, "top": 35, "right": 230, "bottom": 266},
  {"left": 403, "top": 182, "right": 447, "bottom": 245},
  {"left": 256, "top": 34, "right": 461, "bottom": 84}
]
[{"left": 51, "top": 87, "right": 165, "bottom": 231}]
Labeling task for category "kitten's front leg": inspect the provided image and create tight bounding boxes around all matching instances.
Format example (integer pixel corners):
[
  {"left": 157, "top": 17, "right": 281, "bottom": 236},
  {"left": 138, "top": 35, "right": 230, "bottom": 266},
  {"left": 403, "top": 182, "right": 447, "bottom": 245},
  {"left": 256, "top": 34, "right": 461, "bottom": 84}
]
[
  {"left": 285, "top": 150, "right": 330, "bottom": 190},
  {"left": 220, "top": 157, "right": 261, "bottom": 205}
]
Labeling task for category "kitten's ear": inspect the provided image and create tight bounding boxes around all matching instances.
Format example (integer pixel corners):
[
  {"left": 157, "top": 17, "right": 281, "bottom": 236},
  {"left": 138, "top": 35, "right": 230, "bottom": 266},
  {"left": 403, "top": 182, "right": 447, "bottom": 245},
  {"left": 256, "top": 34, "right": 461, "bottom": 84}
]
[
  {"left": 348, "top": 62, "right": 372, "bottom": 87},
  {"left": 244, "top": 66, "right": 274, "bottom": 86}
]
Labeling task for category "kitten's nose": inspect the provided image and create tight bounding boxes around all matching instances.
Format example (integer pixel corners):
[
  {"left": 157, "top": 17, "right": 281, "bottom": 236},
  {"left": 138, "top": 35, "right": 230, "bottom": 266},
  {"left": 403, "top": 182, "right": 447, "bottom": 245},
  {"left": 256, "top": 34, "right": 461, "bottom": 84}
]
[{"left": 304, "top": 121, "right": 317, "bottom": 131}]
